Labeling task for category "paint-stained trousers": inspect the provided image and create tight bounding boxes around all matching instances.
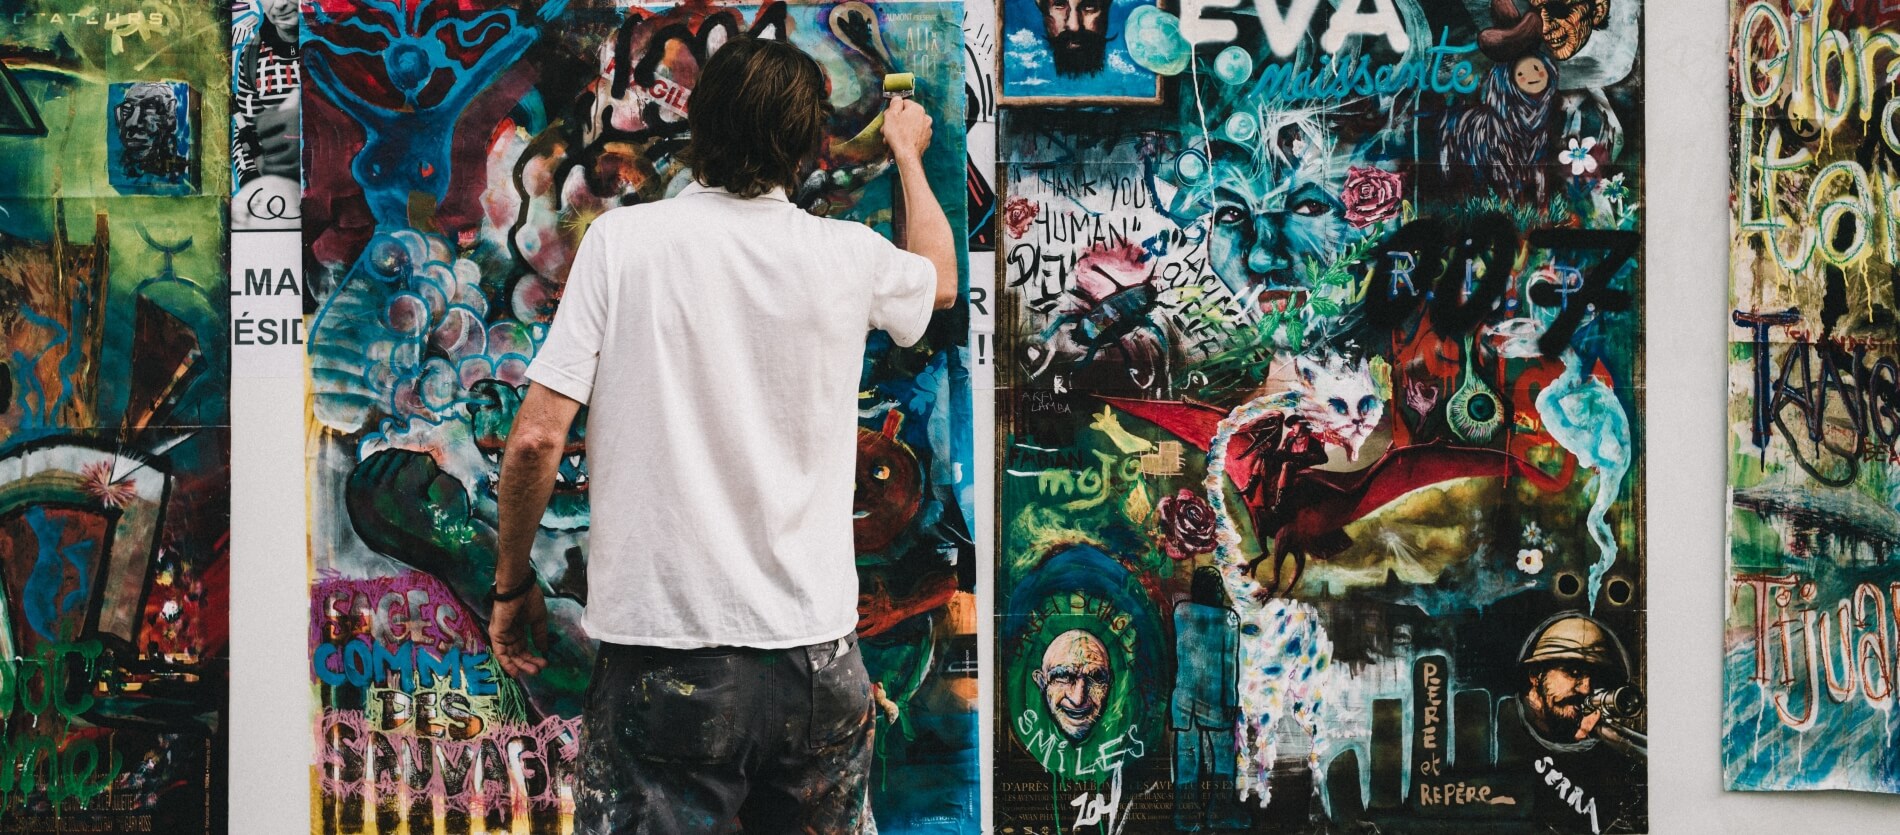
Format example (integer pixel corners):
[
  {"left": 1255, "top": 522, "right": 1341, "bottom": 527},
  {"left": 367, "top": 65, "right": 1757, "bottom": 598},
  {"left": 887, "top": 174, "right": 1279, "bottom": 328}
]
[{"left": 573, "top": 633, "right": 878, "bottom": 835}]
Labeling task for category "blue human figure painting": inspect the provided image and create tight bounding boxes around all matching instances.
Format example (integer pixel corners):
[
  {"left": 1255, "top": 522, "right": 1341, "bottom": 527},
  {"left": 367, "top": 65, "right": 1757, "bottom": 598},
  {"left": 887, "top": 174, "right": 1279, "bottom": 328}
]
[
  {"left": 303, "top": 0, "right": 559, "bottom": 228},
  {"left": 1173, "top": 567, "right": 1248, "bottom": 831},
  {"left": 21, "top": 506, "right": 96, "bottom": 644}
]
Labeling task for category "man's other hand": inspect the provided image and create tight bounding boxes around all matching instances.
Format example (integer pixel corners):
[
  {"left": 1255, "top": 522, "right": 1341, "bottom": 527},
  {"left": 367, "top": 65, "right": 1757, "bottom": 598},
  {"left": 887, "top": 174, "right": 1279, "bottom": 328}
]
[
  {"left": 490, "top": 586, "right": 551, "bottom": 677},
  {"left": 881, "top": 97, "right": 933, "bottom": 164}
]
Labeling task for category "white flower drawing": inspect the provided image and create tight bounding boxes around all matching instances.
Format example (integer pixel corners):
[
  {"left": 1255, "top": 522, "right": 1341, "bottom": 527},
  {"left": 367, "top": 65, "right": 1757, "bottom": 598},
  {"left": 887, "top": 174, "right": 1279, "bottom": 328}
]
[
  {"left": 1516, "top": 548, "right": 1545, "bottom": 575},
  {"left": 1560, "top": 137, "right": 1598, "bottom": 176}
]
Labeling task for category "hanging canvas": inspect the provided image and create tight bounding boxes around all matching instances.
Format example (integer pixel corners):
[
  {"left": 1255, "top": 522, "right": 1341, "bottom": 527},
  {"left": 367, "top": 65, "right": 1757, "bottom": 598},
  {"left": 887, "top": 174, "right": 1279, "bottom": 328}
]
[
  {"left": 1725, "top": 0, "right": 1900, "bottom": 793},
  {"left": 995, "top": 0, "right": 1647, "bottom": 831},
  {"left": 300, "top": 0, "right": 975, "bottom": 831},
  {"left": 0, "top": 1, "right": 232, "bottom": 831}
]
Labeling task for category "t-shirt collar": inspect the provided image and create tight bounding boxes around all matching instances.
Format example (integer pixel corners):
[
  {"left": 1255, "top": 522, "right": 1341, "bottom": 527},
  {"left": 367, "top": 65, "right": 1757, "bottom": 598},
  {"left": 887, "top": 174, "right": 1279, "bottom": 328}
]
[{"left": 680, "top": 180, "right": 791, "bottom": 203}]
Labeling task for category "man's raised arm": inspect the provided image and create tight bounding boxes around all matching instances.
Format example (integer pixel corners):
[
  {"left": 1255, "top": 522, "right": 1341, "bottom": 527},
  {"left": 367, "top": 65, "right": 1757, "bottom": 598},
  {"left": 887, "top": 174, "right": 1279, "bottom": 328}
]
[{"left": 882, "top": 97, "right": 958, "bottom": 310}]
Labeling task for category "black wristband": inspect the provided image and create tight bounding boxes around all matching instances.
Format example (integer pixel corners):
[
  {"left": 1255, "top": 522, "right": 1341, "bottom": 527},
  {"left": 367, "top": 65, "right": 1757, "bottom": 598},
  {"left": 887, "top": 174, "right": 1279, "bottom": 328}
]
[{"left": 490, "top": 573, "right": 537, "bottom": 604}]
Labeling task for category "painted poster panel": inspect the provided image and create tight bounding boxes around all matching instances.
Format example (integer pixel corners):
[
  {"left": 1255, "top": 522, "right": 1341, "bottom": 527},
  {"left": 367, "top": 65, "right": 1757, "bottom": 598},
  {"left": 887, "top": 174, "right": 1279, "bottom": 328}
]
[
  {"left": 996, "top": 1, "right": 1646, "bottom": 832},
  {"left": 1725, "top": 0, "right": 1900, "bottom": 793},
  {"left": 0, "top": 1, "right": 232, "bottom": 832},
  {"left": 300, "top": 0, "right": 975, "bottom": 831},
  {"left": 996, "top": 0, "right": 1162, "bottom": 104}
]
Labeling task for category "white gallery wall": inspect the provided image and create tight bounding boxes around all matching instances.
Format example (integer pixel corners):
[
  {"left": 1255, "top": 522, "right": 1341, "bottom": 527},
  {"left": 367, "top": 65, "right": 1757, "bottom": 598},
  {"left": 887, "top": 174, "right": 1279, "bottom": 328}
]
[{"left": 228, "top": 0, "right": 1900, "bottom": 830}]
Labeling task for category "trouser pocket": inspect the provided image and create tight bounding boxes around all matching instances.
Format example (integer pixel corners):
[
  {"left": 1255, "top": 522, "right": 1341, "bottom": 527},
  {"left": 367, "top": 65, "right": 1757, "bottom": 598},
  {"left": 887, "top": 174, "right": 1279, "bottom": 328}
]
[
  {"left": 807, "top": 634, "right": 872, "bottom": 751},
  {"left": 625, "top": 649, "right": 746, "bottom": 763}
]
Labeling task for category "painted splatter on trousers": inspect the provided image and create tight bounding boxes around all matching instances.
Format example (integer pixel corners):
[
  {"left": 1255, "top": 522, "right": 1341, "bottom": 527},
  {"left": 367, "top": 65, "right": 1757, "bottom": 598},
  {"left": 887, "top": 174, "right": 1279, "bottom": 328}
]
[{"left": 574, "top": 634, "right": 878, "bottom": 834}]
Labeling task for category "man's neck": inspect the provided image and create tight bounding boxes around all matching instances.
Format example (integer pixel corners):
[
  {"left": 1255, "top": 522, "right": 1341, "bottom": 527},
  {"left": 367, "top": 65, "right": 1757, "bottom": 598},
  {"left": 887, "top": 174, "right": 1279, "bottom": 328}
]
[{"left": 264, "top": 22, "right": 299, "bottom": 55}]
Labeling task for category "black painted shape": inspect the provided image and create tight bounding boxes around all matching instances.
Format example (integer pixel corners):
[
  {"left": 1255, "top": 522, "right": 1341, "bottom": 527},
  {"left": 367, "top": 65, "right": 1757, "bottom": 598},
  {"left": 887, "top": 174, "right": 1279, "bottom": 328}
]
[
  {"left": 1370, "top": 697, "right": 1403, "bottom": 809},
  {"left": 1454, "top": 688, "right": 1494, "bottom": 771},
  {"left": 1326, "top": 748, "right": 1365, "bottom": 821},
  {"left": 0, "top": 63, "right": 46, "bottom": 136}
]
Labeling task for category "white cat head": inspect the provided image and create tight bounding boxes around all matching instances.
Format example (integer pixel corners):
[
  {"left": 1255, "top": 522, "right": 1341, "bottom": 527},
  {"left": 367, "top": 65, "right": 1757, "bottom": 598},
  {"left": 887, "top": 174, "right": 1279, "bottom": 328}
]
[{"left": 1294, "top": 355, "right": 1386, "bottom": 461}]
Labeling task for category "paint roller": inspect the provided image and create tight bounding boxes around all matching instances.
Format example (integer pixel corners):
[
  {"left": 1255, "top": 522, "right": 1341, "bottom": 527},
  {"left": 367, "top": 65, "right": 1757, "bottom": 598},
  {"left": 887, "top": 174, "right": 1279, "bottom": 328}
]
[
  {"left": 829, "top": 73, "right": 915, "bottom": 159},
  {"left": 819, "top": 74, "right": 919, "bottom": 240},
  {"left": 883, "top": 72, "right": 914, "bottom": 247},
  {"left": 882, "top": 72, "right": 915, "bottom": 99}
]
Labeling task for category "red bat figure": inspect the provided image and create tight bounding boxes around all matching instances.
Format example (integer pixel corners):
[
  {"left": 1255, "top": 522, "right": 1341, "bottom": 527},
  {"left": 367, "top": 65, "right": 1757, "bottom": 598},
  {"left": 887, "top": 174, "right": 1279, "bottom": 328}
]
[{"left": 1100, "top": 396, "right": 1563, "bottom": 596}]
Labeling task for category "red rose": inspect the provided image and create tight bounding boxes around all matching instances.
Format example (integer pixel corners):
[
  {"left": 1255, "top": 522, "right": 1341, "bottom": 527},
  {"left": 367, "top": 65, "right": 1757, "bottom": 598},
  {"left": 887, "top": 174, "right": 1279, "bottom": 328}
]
[
  {"left": 1156, "top": 489, "right": 1218, "bottom": 560},
  {"left": 1342, "top": 166, "right": 1404, "bottom": 229},
  {"left": 1004, "top": 197, "right": 1040, "bottom": 240}
]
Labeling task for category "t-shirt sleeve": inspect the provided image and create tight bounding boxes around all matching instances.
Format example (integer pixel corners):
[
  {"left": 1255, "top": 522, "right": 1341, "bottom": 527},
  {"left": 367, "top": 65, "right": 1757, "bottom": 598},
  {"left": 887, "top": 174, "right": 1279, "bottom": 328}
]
[
  {"left": 525, "top": 222, "right": 613, "bottom": 404},
  {"left": 863, "top": 228, "right": 940, "bottom": 348}
]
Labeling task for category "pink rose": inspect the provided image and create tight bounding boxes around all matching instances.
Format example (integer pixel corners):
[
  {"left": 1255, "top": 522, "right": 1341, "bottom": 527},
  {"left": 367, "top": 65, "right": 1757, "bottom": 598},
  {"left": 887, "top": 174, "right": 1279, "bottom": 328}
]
[
  {"left": 1342, "top": 166, "right": 1404, "bottom": 229},
  {"left": 1004, "top": 197, "right": 1040, "bottom": 240},
  {"left": 1156, "top": 489, "right": 1217, "bottom": 560}
]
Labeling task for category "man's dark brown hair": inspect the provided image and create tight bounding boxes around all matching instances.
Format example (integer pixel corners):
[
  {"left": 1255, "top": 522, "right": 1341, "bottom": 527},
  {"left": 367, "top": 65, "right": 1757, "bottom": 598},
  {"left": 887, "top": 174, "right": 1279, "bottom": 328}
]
[{"left": 684, "top": 38, "right": 834, "bottom": 199}]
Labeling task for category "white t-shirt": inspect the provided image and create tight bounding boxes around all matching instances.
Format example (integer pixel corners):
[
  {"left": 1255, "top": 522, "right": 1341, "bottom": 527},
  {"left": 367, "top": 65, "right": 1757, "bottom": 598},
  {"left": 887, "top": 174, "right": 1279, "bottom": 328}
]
[{"left": 525, "top": 181, "right": 937, "bottom": 649}]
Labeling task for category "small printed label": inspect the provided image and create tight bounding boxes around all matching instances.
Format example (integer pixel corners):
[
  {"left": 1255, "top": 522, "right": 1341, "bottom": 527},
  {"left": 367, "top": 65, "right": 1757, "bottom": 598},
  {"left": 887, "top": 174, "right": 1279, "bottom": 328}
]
[{"left": 231, "top": 230, "right": 304, "bottom": 378}]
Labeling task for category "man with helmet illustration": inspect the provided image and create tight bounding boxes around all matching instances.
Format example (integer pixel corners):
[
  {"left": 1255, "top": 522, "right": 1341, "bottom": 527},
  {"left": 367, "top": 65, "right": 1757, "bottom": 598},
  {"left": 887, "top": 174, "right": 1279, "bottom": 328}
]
[{"left": 1497, "top": 612, "right": 1646, "bottom": 833}]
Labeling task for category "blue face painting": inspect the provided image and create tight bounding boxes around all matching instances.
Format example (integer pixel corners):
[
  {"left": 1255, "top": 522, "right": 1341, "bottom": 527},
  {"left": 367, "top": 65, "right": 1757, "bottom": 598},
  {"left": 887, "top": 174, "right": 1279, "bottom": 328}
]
[
  {"left": 108, "top": 81, "right": 194, "bottom": 195},
  {"left": 1202, "top": 131, "right": 1354, "bottom": 309}
]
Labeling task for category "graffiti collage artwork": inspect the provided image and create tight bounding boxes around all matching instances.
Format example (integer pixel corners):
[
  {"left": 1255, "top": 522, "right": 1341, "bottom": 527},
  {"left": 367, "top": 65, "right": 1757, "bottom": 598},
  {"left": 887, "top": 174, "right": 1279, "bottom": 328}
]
[
  {"left": 299, "top": 0, "right": 975, "bottom": 831},
  {"left": 0, "top": 0, "right": 1677, "bottom": 829},
  {"left": 1725, "top": 0, "right": 1900, "bottom": 795},
  {"left": 995, "top": 0, "right": 1647, "bottom": 832},
  {"left": 0, "top": 0, "right": 233, "bottom": 831}
]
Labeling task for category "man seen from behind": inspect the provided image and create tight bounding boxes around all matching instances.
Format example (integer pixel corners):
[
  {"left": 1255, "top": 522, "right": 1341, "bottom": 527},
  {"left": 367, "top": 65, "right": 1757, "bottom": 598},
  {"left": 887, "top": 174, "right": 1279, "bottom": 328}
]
[{"left": 484, "top": 36, "right": 956, "bottom": 835}]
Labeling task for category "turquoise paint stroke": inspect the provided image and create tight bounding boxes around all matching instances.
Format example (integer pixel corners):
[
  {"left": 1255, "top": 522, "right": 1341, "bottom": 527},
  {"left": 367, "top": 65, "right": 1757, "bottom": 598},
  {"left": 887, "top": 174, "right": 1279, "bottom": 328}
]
[{"left": 1536, "top": 350, "right": 1630, "bottom": 612}]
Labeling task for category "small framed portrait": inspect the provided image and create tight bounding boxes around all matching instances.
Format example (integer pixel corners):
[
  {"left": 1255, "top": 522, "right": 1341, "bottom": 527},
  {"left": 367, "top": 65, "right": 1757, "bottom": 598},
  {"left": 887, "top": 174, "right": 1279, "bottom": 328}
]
[
  {"left": 108, "top": 81, "right": 197, "bottom": 196},
  {"left": 997, "top": 0, "right": 1168, "bottom": 106}
]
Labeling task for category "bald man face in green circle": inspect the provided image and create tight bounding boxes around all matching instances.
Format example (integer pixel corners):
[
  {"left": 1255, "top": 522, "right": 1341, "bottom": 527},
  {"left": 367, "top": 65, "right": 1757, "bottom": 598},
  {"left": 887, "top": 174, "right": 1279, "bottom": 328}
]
[{"left": 1032, "top": 629, "right": 1111, "bottom": 742}]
